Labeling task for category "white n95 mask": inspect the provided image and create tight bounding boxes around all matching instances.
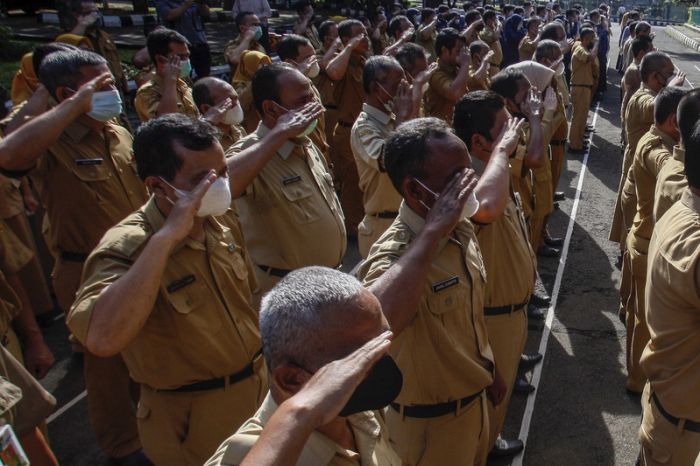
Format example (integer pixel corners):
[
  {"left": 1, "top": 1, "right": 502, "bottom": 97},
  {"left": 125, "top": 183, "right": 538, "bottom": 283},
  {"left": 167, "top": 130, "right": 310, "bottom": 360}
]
[
  {"left": 161, "top": 175, "right": 232, "bottom": 217},
  {"left": 224, "top": 103, "right": 244, "bottom": 125}
]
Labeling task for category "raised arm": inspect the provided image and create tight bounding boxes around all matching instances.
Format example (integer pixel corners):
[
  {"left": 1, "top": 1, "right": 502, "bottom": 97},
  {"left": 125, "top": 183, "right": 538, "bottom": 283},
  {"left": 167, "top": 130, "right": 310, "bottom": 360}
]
[
  {"left": 441, "top": 47, "right": 472, "bottom": 101},
  {"left": 325, "top": 35, "right": 364, "bottom": 81},
  {"left": 521, "top": 89, "right": 545, "bottom": 169}
]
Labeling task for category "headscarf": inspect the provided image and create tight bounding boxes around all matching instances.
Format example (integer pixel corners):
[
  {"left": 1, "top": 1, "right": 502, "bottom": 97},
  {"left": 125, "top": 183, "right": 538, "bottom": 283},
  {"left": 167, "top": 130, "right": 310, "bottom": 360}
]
[
  {"left": 55, "top": 33, "right": 93, "bottom": 50},
  {"left": 232, "top": 50, "right": 272, "bottom": 88},
  {"left": 508, "top": 60, "right": 555, "bottom": 92},
  {"left": 11, "top": 53, "right": 38, "bottom": 105},
  {"left": 502, "top": 14, "right": 526, "bottom": 67}
]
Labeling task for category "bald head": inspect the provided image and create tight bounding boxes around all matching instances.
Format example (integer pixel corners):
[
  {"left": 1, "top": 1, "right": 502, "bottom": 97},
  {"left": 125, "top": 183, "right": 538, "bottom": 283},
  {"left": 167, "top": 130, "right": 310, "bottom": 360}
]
[
  {"left": 640, "top": 51, "right": 673, "bottom": 86},
  {"left": 191, "top": 76, "right": 238, "bottom": 115}
]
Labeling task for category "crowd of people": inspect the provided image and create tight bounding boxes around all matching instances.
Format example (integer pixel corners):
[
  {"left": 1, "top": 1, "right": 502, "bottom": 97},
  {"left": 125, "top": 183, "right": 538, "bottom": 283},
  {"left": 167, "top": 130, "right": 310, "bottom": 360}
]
[{"left": 0, "top": 0, "right": 697, "bottom": 465}]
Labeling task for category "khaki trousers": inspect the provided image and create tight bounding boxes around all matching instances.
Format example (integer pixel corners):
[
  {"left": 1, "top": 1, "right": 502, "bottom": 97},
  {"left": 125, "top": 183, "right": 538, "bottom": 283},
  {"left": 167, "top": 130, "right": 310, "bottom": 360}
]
[
  {"left": 331, "top": 124, "right": 364, "bottom": 237},
  {"left": 323, "top": 108, "right": 339, "bottom": 165},
  {"left": 53, "top": 258, "right": 141, "bottom": 458},
  {"left": 640, "top": 383, "right": 700, "bottom": 466},
  {"left": 625, "top": 247, "right": 649, "bottom": 394},
  {"left": 485, "top": 308, "right": 527, "bottom": 445},
  {"left": 138, "top": 368, "right": 268, "bottom": 466},
  {"left": 358, "top": 214, "right": 395, "bottom": 259},
  {"left": 569, "top": 86, "right": 591, "bottom": 150},
  {"left": 550, "top": 122, "right": 569, "bottom": 192},
  {"left": 530, "top": 157, "right": 554, "bottom": 250},
  {"left": 387, "top": 392, "right": 490, "bottom": 466}
]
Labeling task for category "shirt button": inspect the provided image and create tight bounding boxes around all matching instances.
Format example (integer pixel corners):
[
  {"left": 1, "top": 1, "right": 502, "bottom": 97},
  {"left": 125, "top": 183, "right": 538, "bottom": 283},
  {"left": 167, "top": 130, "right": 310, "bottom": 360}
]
[{"left": 227, "top": 244, "right": 236, "bottom": 252}]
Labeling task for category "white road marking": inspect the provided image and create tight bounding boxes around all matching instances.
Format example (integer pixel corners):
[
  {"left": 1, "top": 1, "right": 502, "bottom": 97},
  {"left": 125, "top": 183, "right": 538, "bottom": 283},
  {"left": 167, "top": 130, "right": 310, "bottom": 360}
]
[
  {"left": 47, "top": 390, "right": 87, "bottom": 424},
  {"left": 511, "top": 101, "right": 601, "bottom": 466},
  {"left": 53, "top": 312, "right": 66, "bottom": 321},
  {"left": 694, "top": 65, "right": 700, "bottom": 73}
]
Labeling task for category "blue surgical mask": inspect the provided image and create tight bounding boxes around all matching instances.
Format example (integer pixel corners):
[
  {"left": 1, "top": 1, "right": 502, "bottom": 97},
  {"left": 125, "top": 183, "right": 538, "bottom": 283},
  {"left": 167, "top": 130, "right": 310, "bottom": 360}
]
[
  {"left": 180, "top": 59, "right": 192, "bottom": 78},
  {"left": 254, "top": 26, "right": 263, "bottom": 41},
  {"left": 86, "top": 89, "right": 122, "bottom": 122}
]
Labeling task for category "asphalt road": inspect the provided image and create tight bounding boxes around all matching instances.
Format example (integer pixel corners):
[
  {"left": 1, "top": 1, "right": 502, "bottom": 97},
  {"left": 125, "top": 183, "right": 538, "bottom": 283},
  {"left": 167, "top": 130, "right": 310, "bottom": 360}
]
[{"left": 29, "top": 23, "right": 700, "bottom": 466}]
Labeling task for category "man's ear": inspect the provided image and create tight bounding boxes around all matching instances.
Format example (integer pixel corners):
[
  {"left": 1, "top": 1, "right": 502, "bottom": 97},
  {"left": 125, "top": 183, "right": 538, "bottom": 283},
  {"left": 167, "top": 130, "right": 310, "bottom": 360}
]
[
  {"left": 200, "top": 104, "right": 211, "bottom": 115},
  {"left": 54, "top": 86, "right": 73, "bottom": 103},
  {"left": 272, "top": 365, "right": 308, "bottom": 397},
  {"left": 144, "top": 175, "right": 168, "bottom": 198},
  {"left": 402, "top": 177, "right": 422, "bottom": 204}
]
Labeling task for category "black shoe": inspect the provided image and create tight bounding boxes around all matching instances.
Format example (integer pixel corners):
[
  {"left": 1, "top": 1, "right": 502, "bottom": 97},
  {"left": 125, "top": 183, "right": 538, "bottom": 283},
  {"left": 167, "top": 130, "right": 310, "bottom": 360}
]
[
  {"left": 490, "top": 437, "right": 525, "bottom": 458},
  {"left": 553, "top": 191, "right": 565, "bottom": 201},
  {"left": 530, "top": 292, "right": 550, "bottom": 307},
  {"left": 553, "top": 201, "right": 560, "bottom": 210},
  {"left": 514, "top": 377, "right": 536, "bottom": 394},
  {"left": 35, "top": 312, "right": 56, "bottom": 328},
  {"left": 520, "top": 352, "right": 543, "bottom": 369},
  {"left": 544, "top": 236, "right": 564, "bottom": 248},
  {"left": 537, "top": 244, "right": 560, "bottom": 257},
  {"left": 585, "top": 124, "right": 594, "bottom": 131},
  {"left": 528, "top": 303, "right": 546, "bottom": 319}
]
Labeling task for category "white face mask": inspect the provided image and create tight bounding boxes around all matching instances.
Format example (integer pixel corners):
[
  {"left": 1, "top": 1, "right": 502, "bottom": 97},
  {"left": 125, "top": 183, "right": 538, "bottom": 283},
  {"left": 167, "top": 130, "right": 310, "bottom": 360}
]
[
  {"left": 86, "top": 89, "right": 122, "bottom": 122},
  {"left": 414, "top": 178, "right": 480, "bottom": 219},
  {"left": 377, "top": 82, "right": 395, "bottom": 114},
  {"left": 161, "top": 175, "right": 232, "bottom": 217},
  {"left": 554, "top": 61, "right": 565, "bottom": 76},
  {"left": 306, "top": 61, "right": 321, "bottom": 78},
  {"left": 223, "top": 103, "right": 244, "bottom": 125}
]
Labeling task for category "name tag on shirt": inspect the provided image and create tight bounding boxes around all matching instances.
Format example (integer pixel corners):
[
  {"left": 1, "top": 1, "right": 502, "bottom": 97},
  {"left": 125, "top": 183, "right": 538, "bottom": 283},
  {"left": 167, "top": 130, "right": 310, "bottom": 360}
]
[
  {"left": 432, "top": 276, "right": 459, "bottom": 293},
  {"left": 74, "top": 158, "right": 104, "bottom": 166},
  {"left": 282, "top": 175, "right": 302, "bottom": 185},
  {"left": 167, "top": 275, "right": 196, "bottom": 293}
]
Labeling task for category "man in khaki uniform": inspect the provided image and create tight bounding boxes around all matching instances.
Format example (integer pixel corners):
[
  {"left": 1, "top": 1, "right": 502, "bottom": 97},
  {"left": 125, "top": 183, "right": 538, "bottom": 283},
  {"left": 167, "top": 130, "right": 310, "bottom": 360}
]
[
  {"left": 453, "top": 91, "right": 535, "bottom": 457},
  {"left": 227, "top": 64, "right": 345, "bottom": 297},
  {"left": 135, "top": 28, "right": 199, "bottom": 122},
  {"left": 205, "top": 267, "right": 401, "bottom": 466},
  {"left": 192, "top": 77, "right": 247, "bottom": 152},
  {"left": 480, "top": 11, "right": 503, "bottom": 77},
  {"left": 638, "top": 126, "right": 700, "bottom": 463},
  {"left": 568, "top": 28, "right": 597, "bottom": 153},
  {"left": 467, "top": 41, "right": 494, "bottom": 91},
  {"left": 425, "top": 28, "right": 471, "bottom": 123},
  {"left": 518, "top": 17, "right": 541, "bottom": 62},
  {"left": 314, "top": 21, "right": 340, "bottom": 155},
  {"left": 624, "top": 87, "right": 684, "bottom": 394},
  {"left": 4, "top": 50, "right": 145, "bottom": 462},
  {"left": 292, "top": 1, "right": 322, "bottom": 51},
  {"left": 620, "top": 36, "right": 654, "bottom": 139},
  {"left": 351, "top": 56, "right": 417, "bottom": 257},
  {"left": 654, "top": 90, "right": 700, "bottom": 222},
  {"left": 69, "top": 115, "right": 267, "bottom": 466},
  {"left": 225, "top": 12, "right": 267, "bottom": 78},
  {"left": 325, "top": 19, "right": 371, "bottom": 236},
  {"left": 359, "top": 117, "right": 523, "bottom": 466}
]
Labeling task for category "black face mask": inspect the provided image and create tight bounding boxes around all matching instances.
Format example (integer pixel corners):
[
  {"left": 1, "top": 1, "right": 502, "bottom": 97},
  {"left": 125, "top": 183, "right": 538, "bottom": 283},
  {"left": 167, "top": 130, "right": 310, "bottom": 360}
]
[{"left": 338, "top": 354, "right": 403, "bottom": 417}]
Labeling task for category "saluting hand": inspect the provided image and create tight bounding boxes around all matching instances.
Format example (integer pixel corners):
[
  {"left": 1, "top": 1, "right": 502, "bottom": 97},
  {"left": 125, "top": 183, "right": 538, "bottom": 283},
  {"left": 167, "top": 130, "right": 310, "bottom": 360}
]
[
  {"left": 163, "top": 55, "right": 182, "bottom": 81},
  {"left": 668, "top": 71, "right": 686, "bottom": 88},
  {"left": 414, "top": 62, "right": 438, "bottom": 88},
  {"left": 276, "top": 101, "right": 324, "bottom": 139},
  {"left": 70, "top": 71, "right": 114, "bottom": 115},
  {"left": 494, "top": 116, "right": 525, "bottom": 156},
  {"left": 203, "top": 97, "right": 233, "bottom": 125},
  {"left": 158, "top": 171, "right": 216, "bottom": 244},
  {"left": 521, "top": 87, "right": 542, "bottom": 119},
  {"left": 457, "top": 46, "right": 472, "bottom": 68},
  {"left": 424, "top": 169, "right": 478, "bottom": 239},
  {"left": 393, "top": 79, "right": 413, "bottom": 123}
]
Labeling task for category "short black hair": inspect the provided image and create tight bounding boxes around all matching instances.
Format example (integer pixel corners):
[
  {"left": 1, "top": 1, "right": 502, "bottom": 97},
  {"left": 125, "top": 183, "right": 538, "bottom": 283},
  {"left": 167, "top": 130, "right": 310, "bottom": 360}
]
[
  {"left": 464, "top": 10, "right": 481, "bottom": 25},
  {"left": 133, "top": 114, "right": 219, "bottom": 181},
  {"left": 146, "top": 28, "right": 189, "bottom": 63},
  {"left": 395, "top": 43, "right": 427, "bottom": 74},
  {"left": 435, "top": 28, "right": 464, "bottom": 57},
  {"left": 684, "top": 120, "right": 700, "bottom": 188},
  {"left": 32, "top": 42, "right": 78, "bottom": 73},
  {"left": 589, "top": 9, "right": 600, "bottom": 19},
  {"left": 482, "top": 10, "right": 497, "bottom": 21},
  {"left": 318, "top": 20, "right": 337, "bottom": 42},
  {"left": 580, "top": 27, "right": 595, "bottom": 41},
  {"left": 513, "top": 7, "right": 524, "bottom": 15},
  {"left": 453, "top": 91, "right": 505, "bottom": 149},
  {"left": 535, "top": 39, "right": 561, "bottom": 62},
  {"left": 469, "top": 40, "right": 490, "bottom": 56},
  {"left": 635, "top": 21, "right": 651, "bottom": 34},
  {"left": 338, "top": 19, "right": 363, "bottom": 40},
  {"left": 490, "top": 68, "right": 527, "bottom": 101},
  {"left": 627, "top": 21, "right": 639, "bottom": 36},
  {"left": 536, "top": 5, "right": 546, "bottom": 15},
  {"left": 384, "top": 117, "right": 453, "bottom": 194},
  {"left": 293, "top": 0, "right": 310, "bottom": 13},
  {"left": 251, "top": 63, "right": 294, "bottom": 114},
  {"left": 525, "top": 17, "right": 542, "bottom": 30},
  {"left": 277, "top": 34, "right": 311, "bottom": 62},
  {"left": 389, "top": 15, "right": 409, "bottom": 37},
  {"left": 363, "top": 55, "right": 401, "bottom": 93},
  {"left": 654, "top": 86, "right": 686, "bottom": 125},
  {"left": 677, "top": 89, "right": 700, "bottom": 144},
  {"left": 631, "top": 35, "right": 653, "bottom": 58},
  {"left": 235, "top": 11, "right": 256, "bottom": 28},
  {"left": 640, "top": 51, "right": 671, "bottom": 83},
  {"left": 421, "top": 8, "right": 435, "bottom": 19},
  {"left": 38, "top": 49, "right": 107, "bottom": 99},
  {"left": 503, "top": 4, "right": 515, "bottom": 14}
]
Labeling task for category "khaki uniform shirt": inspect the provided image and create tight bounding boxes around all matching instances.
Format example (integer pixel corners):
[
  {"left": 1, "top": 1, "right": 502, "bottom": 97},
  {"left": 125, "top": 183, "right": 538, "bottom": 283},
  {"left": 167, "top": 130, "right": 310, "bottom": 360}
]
[
  {"left": 467, "top": 64, "right": 489, "bottom": 91},
  {"left": 359, "top": 202, "right": 494, "bottom": 405},
  {"left": 218, "top": 123, "right": 247, "bottom": 152},
  {"left": 134, "top": 77, "right": 199, "bottom": 122},
  {"left": 416, "top": 28, "right": 437, "bottom": 60},
  {"left": 479, "top": 28, "right": 503, "bottom": 67},
  {"left": 333, "top": 55, "right": 366, "bottom": 125},
  {"left": 0, "top": 221, "right": 32, "bottom": 337},
  {"left": 205, "top": 393, "right": 401, "bottom": 466},
  {"left": 298, "top": 22, "right": 322, "bottom": 51},
  {"left": 554, "top": 72, "right": 570, "bottom": 107},
  {"left": 471, "top": 158, "right": 536, "bottom": 307},
  {"left": 641, "top": 187, "right": 700, "bottom": 421},
  {"left": 314, "top": 49, "right": 338, "bottom": 109},
  {"left": 33, "top": 118, "right": 147, "bottom": 255},
  {"left": 228, "top": 124, "right": 346, "bottom": 271},
  {"left": 654, "top": 146, "right": 686, "bottom": 222},
  {"left": 0, "top": 176, "right": 24, "bottom": 220},
  {"left": 518, "top": 36, "right": 538, "bottom": 62},
  {"left": 224, "top": 38, "right": 266, "bottom": 77},
  {"left": 425, "top": 59, "right": 460, "bottom": 123},
  {"left": 628, "top": 126, "right": 675, "bottom": 254},
  {"left": 510, "top": 125, "right": 534, "bottom": 220},
  {"left": 571, "top": 42, "right": 595, "bottom": 86},
  {"left": 68, "top": 199, "right": 262, "bottom": 390},
  {"left": 624, "top": 85, "right": 657, "bottom": 162},
  {"left": 350, "top": 104, "right": 401, "bottom": 215}
]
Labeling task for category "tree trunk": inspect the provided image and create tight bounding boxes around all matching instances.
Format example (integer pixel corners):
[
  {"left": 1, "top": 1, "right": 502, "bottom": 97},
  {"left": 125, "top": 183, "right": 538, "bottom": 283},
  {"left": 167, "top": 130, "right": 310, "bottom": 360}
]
[{"left": 132, "top": 0, "right": 149, "bottom": 13}]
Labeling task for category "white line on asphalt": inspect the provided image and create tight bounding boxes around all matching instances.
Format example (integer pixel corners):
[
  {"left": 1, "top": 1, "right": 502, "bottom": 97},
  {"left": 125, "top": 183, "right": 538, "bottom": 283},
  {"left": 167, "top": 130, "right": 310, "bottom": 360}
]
[
  {"left": 694, "top": 65, "right": 700, "bottom": 73},
  {"left": 511, "top": 101, "right": 601, "bottom": 466},
  {"left": 53, "top": 312, "right": 65, "bottom": 321},
  {"left": 47, "top": 390, "right": 87, "bottom": 424}
]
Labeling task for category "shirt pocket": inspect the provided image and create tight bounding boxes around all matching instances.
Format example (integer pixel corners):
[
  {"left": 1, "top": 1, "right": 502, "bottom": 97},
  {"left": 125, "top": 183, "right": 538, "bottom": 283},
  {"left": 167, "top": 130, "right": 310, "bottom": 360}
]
[
  {"left": 280, "top": 181, "right": 321, "bottom": 224},
  {"left": 166, "top": 280, "right": 224, "bottom": 337},
  {"left": 71, "top": 160, "right": 111, "bottom": 183}
]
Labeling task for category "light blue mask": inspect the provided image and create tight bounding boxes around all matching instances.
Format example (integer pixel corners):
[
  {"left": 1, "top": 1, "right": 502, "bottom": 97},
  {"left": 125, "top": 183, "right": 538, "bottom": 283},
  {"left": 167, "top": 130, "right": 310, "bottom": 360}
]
[
  {"left": 86, "top": 89, "right": 122, "bottom": 122},
  {"left": 180, "top": 59, "right": 192, "bottom": 78},
  {"left": 254, "top": 26, "right": 263, "bottom": 41}
]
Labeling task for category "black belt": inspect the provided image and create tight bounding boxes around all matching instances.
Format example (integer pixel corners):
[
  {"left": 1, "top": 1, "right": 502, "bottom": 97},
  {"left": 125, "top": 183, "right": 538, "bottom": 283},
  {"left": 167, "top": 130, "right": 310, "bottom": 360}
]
[
  {"left": 390, "top": 390, "right": 483, "bottom": 418},
  {"left": 550, "top": 139, "right": 567, "bottom": 146},
  {"left": 325, "top": 105, "right": 338, "bottom": 110},
  {"left": 483, "top": 300, "right": 528, "bottom": 316},
  {"left": 337, "top": 120, "right": 353, "bottom": 128},
  {"left": 164, "top": 349, "right": 263, "bottom": 393},
  {"left": 652, "top": 392, "right": 700, "bottom": 433},
  {"left": 60, "top": 251, "right": 89, "bottom": 262},
  {"left": 571, "top": 84, "right": 593, "bottom": 88},
  {"left": 257, "top": 264, "right": 292, "bottom": 278},
  {"left": 370, "top": 211, "right": 398, "bottom": 219}
]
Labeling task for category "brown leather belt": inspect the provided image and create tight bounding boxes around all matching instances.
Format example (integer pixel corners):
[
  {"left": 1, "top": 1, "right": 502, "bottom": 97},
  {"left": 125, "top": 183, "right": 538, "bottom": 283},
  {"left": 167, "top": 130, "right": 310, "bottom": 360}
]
[
  {"left": 390, "top": 390, "right": 483, "bottom": 418},
  {"left": 60, "top": 251, "right": 89, "bottom": 262},
  {"left": 652, "top": 392, "right": 700, "bottom": 433},
  {"left": 484, "top": 300, "right": 529, "bottom": 316},
  {"left": 163, "top": 349, "right": 263, "bottom": 393},
  {"left": 370, "top": 211, "right": 398, "bottom": 219},
  {"left": 571, "top": 84, "right": 593, "bottom": 88},
  {"left": 257, "top": 264, "right": 292, "bottom": 278}
]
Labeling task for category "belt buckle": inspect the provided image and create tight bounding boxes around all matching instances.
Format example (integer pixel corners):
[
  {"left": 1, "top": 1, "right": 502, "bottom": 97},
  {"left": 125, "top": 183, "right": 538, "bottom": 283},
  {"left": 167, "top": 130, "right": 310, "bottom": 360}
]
[{"left": 253, "top": 351, "right": 264, "bottom": 371}]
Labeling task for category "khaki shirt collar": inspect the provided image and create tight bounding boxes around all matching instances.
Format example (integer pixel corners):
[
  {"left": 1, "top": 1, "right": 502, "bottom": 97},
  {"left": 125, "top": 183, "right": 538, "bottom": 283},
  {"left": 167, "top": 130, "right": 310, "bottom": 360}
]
[
  {"left": 362, "top": 102, "right": 394, "bottom": 125},
  {"left": 398, "top": 201, "right": 452, "bottom": 252},
  {"left": 438, "top": 58, "right": 457, "bottom": 74},
  {"left": 650, "top": 125, "right": 677, "bottom": 149},
  {"left": 260, "top": 393, "right": 382, "bottom": 466},
  {"left": 673, "top": 145, "right": 685, "bottom": 162},
  {"left": 256, "top": 122, "right": 310, "bottom": 160},
  {"left": 641, "top": 83, "right": 657, "bottom": 97},
  {"left": 680, "top": 187, "right": 700, "bottom": 213}
]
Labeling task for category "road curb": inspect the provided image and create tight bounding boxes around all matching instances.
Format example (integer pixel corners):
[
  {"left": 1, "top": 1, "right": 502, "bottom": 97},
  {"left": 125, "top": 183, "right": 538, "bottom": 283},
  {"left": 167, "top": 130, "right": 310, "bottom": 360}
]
[
  {"left": 665, "top": 25, "right": 700, "bottom": 52},
  {"left": 38, "top": 9, "right": 279, "bottom": 26}
]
